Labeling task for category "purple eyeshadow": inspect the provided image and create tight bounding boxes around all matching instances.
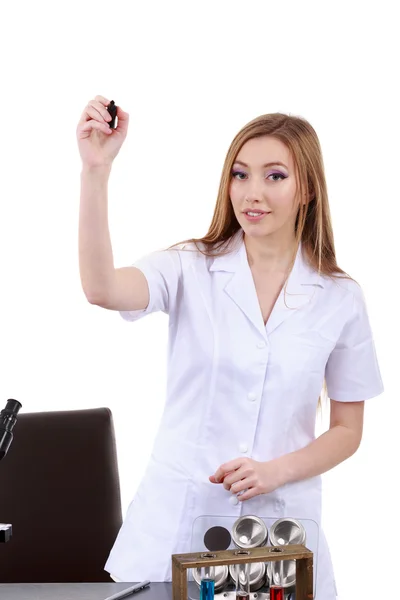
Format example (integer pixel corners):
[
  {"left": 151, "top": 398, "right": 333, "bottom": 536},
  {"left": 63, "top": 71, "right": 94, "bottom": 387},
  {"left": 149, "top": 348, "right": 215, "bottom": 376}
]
[{"left": 269, "top": 171, "right": 286, "bottom": 177}]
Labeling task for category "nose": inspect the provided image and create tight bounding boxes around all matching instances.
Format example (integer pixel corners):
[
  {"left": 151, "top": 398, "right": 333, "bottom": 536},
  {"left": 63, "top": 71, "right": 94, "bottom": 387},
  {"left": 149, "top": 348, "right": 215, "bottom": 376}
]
[
  {"left": 245, "top": 191, "right": 263, "bottom": 204},
  {"left": 244, "top": 180, "right": 264, "bottom": 203},
  {"left": 245, "top": 194, "right": 261, "bottom": 203}
]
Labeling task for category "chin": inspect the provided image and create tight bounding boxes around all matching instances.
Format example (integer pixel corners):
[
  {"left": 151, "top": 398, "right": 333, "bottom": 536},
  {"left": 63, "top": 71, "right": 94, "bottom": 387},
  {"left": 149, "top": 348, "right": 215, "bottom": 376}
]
[{"left": 241, "top": 224, "right": 274, "bottom": 238}]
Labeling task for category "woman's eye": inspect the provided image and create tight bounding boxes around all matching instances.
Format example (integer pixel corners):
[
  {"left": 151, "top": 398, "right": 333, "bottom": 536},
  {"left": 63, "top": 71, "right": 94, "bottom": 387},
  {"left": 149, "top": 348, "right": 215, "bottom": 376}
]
[
  {"left": 268, "top": 172, "right": 286, "bottom": 181},
  {"left": 232, "top": 170, "right": 286, "bottom": 181},
  {"left": 232, "top": 170, "right": 247, "bottom": 180}
]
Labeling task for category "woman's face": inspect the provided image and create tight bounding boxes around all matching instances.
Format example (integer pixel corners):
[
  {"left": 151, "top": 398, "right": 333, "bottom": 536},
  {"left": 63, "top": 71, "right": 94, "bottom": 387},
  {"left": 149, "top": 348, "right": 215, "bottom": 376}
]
[{"left": 230, "top": 135, "right": 301, "bottom": 240}]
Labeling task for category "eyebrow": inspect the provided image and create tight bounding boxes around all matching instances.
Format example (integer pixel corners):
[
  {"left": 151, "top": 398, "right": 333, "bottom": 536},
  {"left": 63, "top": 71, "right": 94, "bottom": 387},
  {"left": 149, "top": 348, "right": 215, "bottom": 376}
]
[{"left": 233, "top": 160, "right": 288, "bottom": 169}]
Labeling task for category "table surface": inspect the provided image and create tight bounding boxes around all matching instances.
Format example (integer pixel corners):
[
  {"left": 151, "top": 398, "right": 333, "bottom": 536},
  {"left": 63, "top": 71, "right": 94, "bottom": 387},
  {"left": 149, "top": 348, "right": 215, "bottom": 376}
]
[{"left": 0, "top": 582, "right": 173, "bottom": 600}]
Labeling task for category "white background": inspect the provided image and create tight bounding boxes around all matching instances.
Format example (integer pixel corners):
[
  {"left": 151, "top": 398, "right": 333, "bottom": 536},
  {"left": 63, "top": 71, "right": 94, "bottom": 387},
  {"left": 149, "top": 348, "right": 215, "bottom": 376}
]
[{"left": 0, "top": 1, "right": 398, "bottom": 598}]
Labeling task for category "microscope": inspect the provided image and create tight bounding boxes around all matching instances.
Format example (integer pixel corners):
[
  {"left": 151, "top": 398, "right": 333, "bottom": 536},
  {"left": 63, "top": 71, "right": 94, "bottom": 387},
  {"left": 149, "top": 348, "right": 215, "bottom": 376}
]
[{"left": 0, "top": 399, "right": 22, "bottom": 543}]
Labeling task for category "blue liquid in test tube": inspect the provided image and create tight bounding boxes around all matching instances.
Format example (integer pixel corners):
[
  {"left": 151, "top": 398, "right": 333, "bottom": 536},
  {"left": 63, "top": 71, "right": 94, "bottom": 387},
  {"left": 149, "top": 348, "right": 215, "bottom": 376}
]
[{"left": 200, "top": 578, "right": 215, "bottom": 600}]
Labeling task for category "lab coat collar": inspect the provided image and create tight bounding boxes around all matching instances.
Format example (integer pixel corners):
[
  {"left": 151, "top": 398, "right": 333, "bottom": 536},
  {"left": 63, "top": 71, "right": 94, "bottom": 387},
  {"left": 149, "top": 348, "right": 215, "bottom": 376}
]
[{"left": 210, "top": 230, "right": 324, "bottom": 337}]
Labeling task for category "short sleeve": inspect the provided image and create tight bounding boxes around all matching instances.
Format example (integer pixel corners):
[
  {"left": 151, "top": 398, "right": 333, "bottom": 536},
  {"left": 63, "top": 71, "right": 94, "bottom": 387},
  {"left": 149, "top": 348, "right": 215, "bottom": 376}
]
[
  {"left": 119, "top": 249, "right": 182, "bottom": 322},
  {"left": 325, "top": 287, "right": 384, "bottom": 402}
]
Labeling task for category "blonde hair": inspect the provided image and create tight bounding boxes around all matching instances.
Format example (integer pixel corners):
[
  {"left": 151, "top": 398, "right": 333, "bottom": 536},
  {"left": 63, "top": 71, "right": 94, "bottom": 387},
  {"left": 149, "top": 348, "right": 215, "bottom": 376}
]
[
  {"left": 172, "top": 112, "right": 353, "bottom": 410},
  {"left": 174, "top": 113, "right": 349, "bottom": 276}
]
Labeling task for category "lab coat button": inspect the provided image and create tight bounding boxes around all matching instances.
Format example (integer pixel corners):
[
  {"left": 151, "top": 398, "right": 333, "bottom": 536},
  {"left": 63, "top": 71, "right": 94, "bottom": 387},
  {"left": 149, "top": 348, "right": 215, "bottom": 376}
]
[
  {"left": 239, "top": 443, "right": 248, "bottom": 453},
  {"left": 248, "top": 392, "right": 257, "bottom": 402},
  {"left": 257, "top": 341, "right": 266, "bottom": 349},
  {"left": 229, "top": 495, "right": 239, "bottom": 506}
]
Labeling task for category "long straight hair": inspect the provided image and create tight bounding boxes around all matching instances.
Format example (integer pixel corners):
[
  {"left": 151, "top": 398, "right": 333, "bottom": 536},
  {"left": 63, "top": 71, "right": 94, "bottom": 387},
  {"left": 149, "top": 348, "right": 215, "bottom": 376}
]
[
  {"left": 172, "top": 113, "right": 352, "bottom": 409},
  {"left": 174, "top": 112, "right": 349, "bottom": 279}
]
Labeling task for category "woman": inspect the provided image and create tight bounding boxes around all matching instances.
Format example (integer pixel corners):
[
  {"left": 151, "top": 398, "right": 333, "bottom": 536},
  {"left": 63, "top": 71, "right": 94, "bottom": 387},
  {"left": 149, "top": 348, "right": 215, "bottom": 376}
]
[{"left": 76, "top": 95, "right": 383, "bottom": 599}]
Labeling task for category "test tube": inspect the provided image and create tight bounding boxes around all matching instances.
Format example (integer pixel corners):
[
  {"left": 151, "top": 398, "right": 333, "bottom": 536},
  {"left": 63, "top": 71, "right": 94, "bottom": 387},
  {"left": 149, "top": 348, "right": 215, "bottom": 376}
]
[
  {"left": 200, "top": 565, "right": 215, "bottom": 600},
  {"left": 270, "top": 585, "right": 284, "bottom": 600},
  {"left": 270, "top": 558, "right": 285, "bottom": 600},
  {"left": 234, "top": 562, "right": 250, "bottom": 600}
]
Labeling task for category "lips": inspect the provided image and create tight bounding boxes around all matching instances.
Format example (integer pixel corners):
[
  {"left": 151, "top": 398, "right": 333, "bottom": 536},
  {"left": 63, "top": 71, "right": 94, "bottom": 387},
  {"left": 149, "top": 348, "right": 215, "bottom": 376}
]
[{"left": 243, "top": 209, "right": 271, "bottom": 222}]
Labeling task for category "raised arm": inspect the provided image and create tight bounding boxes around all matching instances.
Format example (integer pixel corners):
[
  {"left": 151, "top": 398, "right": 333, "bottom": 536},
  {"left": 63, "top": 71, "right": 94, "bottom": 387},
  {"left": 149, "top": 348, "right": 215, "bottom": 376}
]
[{"left": 76, "top": 95, "right": 149, "bottom": 311}]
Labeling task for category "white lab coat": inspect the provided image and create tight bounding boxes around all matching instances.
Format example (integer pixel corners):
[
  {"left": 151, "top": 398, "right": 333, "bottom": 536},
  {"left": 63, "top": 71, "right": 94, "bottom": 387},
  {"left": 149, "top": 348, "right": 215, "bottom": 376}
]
[{"left": 105, "top": 230, "right": 383, "bottom": 599}]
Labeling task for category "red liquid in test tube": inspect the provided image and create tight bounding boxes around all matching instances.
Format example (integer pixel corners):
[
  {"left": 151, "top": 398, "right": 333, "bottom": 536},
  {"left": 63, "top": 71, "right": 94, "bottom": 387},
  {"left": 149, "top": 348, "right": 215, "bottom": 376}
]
[{"left": 270, "top": 586, "right": 284, "bottom": 600}]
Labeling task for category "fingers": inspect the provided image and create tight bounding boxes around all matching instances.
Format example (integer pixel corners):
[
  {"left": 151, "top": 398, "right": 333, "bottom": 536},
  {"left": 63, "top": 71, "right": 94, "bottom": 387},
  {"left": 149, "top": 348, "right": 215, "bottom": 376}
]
[
  {"left": 232, "top": 481, "right": 246, "bottom": 494},
  {"left": 77, "top": 96, "right": 114, "bottom": 139},
  {"left": 208, "top": 475, "right": 231, "bottom": 483},
  {"left": 210, "top": 469, "right": 245, "bottom": 491},
  {"left": 230, "top": 475, "right": 257, "bottom": 493},
  {"left": 78, "top": 119, "right": 113, "bottom": 137},
  {"left": 223, "top": 468, "right": 253, "bottom": 490},
  {"left": 113, "top": 105, "right": 129, "bottom": 135},
  {"left": 212, "top": 459, "right": 243, "bottom": 482},
  {"left": 222, "top": 471, "right": 242, "bottom": 490},
  {"left": 237, "top": 488, "right": 255, "bottom": 501},
  {"left": 79, "top": 99, "right": 111, "bottom": 126},
  {"left": 212, "top": 460, "right": 251, "bottom": 486},
  {"left": 89, "top": 99, "right": 112, "bottom": 123},
  {"left": 215, "top": 471, "right": 232, "bottom": 484},
  {"left": 116, "top": 105, "right": 129, "bottom": 120},
  {"left": 94, "top": 94, "right": 110, "bottom": 105},
  {"left": 78, "top": 96, "right": 129, "bottom": 137}
]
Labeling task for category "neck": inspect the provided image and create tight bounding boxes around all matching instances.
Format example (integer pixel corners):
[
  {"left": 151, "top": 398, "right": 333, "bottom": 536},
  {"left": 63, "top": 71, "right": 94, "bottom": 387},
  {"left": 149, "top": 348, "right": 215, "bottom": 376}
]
[{"left": 243, "top": 231, "right": 298, "bottom": 273}]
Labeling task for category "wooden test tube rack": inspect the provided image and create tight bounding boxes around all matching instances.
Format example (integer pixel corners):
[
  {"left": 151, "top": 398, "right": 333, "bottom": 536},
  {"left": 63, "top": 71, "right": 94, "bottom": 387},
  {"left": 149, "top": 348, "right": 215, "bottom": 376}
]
[{"left": 172, "top": 544, "right": 313, "bottom": 600}]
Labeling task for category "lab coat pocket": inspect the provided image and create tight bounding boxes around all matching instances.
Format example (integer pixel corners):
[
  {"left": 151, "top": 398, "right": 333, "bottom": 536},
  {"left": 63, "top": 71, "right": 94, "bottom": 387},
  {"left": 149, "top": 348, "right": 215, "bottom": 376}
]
[{"left": 282, "top": 330, "right": 336, "bottom": 375}]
